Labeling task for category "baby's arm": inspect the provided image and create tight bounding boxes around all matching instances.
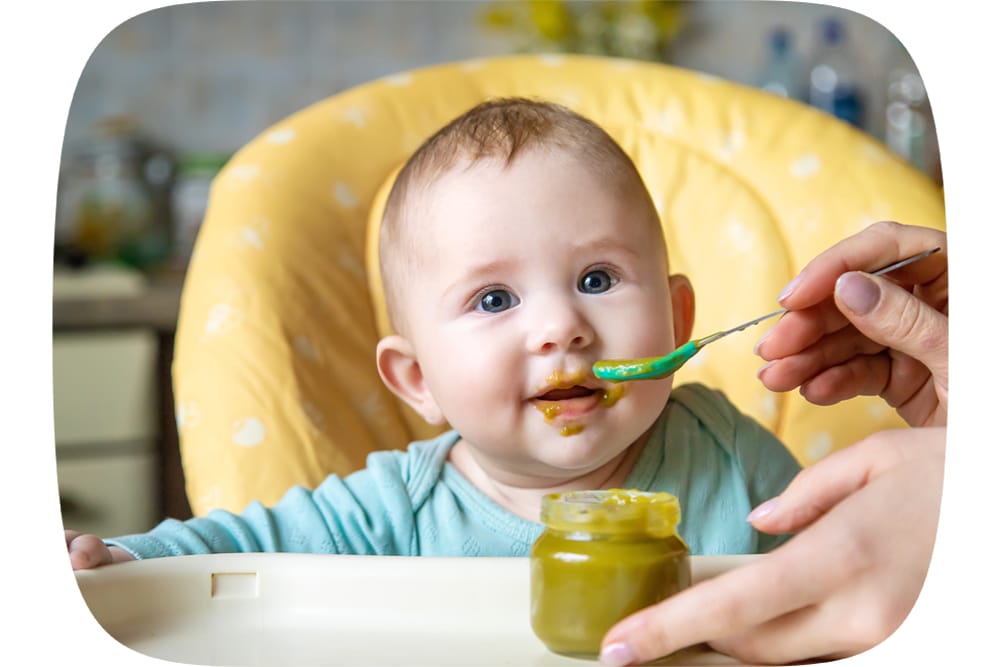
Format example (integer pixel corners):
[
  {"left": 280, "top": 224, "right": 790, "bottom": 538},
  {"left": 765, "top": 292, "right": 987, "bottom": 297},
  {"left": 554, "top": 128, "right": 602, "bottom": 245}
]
[
  {"left": 64, "top": 451, "right": 418, "bottom": 567},
  {"left": 65, "top": 530, "right": 135, "bottom": 570}
]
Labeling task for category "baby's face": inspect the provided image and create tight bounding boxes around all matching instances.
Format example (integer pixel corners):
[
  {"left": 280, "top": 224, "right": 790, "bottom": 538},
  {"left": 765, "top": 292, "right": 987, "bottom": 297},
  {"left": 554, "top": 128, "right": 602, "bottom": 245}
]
[{"left": 400, "top": 148, "right": 680, "bottom": 480}]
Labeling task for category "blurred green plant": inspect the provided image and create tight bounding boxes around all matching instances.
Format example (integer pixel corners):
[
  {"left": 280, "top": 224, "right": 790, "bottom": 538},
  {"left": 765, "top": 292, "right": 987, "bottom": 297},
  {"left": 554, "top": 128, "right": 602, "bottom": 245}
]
[{"left": 481, "top": 0, "right": 689, "bottom": 61}]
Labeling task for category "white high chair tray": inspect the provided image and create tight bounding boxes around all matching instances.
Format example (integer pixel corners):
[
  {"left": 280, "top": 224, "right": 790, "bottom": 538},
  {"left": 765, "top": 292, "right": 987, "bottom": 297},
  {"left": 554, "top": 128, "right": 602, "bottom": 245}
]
[{"left": 75, "top": 553, "right": 759, "bottom": 666}]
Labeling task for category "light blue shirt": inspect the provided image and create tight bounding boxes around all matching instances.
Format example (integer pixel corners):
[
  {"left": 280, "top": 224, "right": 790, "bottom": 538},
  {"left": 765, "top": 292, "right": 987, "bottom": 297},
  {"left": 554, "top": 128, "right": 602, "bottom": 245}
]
[{"left": 108, "top": 383, "right": 801, "bottom": 558}]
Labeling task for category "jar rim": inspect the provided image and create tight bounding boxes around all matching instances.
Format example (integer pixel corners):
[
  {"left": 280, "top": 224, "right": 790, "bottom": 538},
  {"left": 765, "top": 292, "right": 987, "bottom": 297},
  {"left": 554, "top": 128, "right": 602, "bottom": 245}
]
[{"left": 540, "top": 489, "right": 681, "bottom": 536}]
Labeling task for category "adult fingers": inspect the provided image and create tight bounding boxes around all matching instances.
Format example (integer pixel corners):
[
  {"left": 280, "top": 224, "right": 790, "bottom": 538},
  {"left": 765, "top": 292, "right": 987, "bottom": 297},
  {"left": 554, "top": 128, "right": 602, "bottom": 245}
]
[
  {"left": 758, "top": 325, "right": 886, "bottom": 393},
  {"left": 752, "top": 427, "right": 944, "bottom": 536},
  {"left": 755, "top": 300, "right": 849, "bottom": 362},
  {"left": 779, "top": 222, "right": 947, "bottom": 311},
  {"left": 834, "top": 272, "right": 949, "bottom": 400},
  {"left": 608, "top": 429, "right": 946, "bottom": 666},
  {"left": 796, "top": 350, "right": 932, "bottom": 413},
  {"left": 748, "top": 429, "right": 910, "bottom": 536},
  {"left": 796, "top": 352, "right": 893, "bottom": 405},
  {"left": 600, "top": 536, "right": 839, "bottom": 666},
  {"left": 760, "top": 321, "right": 941, "bottom": 426},
  {"left": 718, "top": 444, "right": 942, "bottom": 664},
  {"left": 892, "top": 374, "right": 945, "bottom": 427},
  {"left": 708, "top": 600, "right": 871, "bottom": 664}
]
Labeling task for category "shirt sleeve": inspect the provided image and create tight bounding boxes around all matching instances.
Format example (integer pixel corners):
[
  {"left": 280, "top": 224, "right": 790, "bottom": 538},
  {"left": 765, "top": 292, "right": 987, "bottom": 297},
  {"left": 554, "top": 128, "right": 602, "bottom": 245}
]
[{"left": 105, "top": 449, "right": 418, "bottom": 559}]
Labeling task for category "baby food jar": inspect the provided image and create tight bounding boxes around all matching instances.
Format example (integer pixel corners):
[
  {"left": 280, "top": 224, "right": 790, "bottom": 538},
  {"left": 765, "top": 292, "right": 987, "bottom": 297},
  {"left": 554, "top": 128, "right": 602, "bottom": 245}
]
[{"left": 530, "top": 489, "right": 690, "bottom": 657}]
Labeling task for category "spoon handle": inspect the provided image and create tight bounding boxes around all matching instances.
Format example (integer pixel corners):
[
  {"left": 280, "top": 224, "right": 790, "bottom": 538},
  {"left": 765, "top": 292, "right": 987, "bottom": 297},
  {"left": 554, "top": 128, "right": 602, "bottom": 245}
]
[{"left": 696, "top": 245, "right": 942, "bottom": 349}]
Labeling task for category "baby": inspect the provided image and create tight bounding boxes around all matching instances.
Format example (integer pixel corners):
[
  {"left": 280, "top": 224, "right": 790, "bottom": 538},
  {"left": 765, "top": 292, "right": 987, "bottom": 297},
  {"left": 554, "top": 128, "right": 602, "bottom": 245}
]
[{"left": 66, "top": 98, "right": 801, "bottom": 570}]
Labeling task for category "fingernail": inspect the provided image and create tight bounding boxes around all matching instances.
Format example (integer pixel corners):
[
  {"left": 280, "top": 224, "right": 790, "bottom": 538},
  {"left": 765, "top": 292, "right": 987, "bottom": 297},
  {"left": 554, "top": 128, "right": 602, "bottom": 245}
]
[
  {"left": 778, "top": 275, "right": 801, "bottom": 303},
  {"left": 600, "top": 642, "right": 638, "bottom": 667},
  {"left": 747, "top": 497, "right": 778, "bottom": 522},
  {"left": 753, "top": 328, "right": 772, "bottom": 356},
  {"left": 756, "top": 360, "right": 776, "bottom": 379},
  {"left": 835, "top": 272, "right": 879, "bottom": 315}
]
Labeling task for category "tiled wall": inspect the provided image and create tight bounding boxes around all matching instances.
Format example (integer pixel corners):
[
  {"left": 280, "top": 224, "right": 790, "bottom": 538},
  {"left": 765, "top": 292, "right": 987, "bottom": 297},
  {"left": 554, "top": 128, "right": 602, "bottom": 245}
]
[
  {"left": 65, "top": 2, "right": 510, "bottom": 156},
  {"left": 64, "top": 2, "right": 922, "bottom": 158}
]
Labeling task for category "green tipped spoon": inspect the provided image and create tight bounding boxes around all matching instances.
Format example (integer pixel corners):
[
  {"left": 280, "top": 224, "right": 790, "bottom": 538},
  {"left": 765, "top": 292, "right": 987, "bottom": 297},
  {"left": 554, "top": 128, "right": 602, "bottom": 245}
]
[{"left": 593, "top": 247, "right": 941, "bottom": 383}]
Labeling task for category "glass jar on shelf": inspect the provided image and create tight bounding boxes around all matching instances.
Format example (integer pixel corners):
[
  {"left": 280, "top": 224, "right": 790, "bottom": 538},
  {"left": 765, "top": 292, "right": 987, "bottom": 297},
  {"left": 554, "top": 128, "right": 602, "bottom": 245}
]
[{"left": 57, "top": 116, "right": 175, "bottom": 269}]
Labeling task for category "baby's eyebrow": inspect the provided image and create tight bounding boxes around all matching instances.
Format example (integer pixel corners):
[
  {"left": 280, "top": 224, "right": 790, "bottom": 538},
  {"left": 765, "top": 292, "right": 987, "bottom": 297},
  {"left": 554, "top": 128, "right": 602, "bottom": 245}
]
[
  {"left": 441, "top": 258, "right": 518, "bottom": 298},
  {"left": 567, "top": 237, "right": 642, "bottom": 259}
]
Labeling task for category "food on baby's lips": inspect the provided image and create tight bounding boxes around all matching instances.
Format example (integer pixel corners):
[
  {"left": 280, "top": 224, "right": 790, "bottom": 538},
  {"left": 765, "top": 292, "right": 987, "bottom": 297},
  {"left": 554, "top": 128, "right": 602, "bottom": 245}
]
[
  {"left": 532, "top": 370, "right": 627, "bottom": 436},
  {"left": 530, "top": 489, "right": 690, "bottom": 657}
]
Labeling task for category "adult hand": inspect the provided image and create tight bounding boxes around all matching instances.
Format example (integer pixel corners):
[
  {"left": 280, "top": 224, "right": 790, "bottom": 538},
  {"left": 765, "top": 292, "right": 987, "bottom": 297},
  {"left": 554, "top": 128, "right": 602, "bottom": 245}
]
[
  {"left": 599, "top": 427, "right": 944, "bottom": 665},
  {"left": 65, "top": 530, "right": 134, "bottom": 570},
  {"left": 755, "top": 221, "right": 947, "bottom": 427}
]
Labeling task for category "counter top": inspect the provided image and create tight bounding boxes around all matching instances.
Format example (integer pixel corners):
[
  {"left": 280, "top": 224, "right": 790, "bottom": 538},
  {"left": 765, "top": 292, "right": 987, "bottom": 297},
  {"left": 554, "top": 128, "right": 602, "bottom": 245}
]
[{"left": 53, "top": 264, "right": 184, "bottom": 332}]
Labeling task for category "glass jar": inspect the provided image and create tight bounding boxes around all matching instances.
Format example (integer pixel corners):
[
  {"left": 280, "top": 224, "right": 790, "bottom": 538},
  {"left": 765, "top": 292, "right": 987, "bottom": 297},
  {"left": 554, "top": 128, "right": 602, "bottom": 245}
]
[
  {"left": 57, "top": 116, "right": 174, "bottom": 269},
  {"left": 530, "top": 489, "right": 690, "bottom": 657}
]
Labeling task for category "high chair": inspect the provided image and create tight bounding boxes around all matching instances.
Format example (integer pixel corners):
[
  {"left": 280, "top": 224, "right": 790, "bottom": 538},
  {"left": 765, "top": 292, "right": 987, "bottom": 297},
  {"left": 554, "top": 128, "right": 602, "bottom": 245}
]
[{"left": 173, "top": 54, "right": 945, "bottom": 515}]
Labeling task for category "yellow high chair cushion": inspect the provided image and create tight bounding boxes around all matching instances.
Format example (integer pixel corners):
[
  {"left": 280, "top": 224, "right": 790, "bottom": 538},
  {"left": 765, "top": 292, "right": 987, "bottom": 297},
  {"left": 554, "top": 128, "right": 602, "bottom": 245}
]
[{"left": 175, "top": 55, "right": 945, "bottom": 516}]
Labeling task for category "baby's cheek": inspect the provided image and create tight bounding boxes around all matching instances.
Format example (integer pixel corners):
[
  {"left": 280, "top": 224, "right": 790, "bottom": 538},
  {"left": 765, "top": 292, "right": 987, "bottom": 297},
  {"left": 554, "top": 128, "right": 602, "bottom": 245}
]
[
  {"left": 427, "top": 349, "right": 518, "bottom": 413},
  {"left": 624, "top": 379, "right": 674, "bottom": 424}
]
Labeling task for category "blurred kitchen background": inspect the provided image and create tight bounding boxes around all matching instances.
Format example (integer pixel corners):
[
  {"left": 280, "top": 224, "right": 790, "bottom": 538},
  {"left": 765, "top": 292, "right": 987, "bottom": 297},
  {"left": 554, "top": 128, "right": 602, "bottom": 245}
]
[{"left": 53, "top": 1, "right": 939, "bottom": 538}]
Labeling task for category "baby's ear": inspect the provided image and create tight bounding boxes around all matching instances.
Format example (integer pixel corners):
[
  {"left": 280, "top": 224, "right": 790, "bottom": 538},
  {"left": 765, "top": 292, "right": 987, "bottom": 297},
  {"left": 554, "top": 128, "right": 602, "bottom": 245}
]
[
  {"left": 375, "top": 335, "right": 445, "bottom": 425},
  {"left": 669, "top": 273, "right": 695, "bottom": 346}
]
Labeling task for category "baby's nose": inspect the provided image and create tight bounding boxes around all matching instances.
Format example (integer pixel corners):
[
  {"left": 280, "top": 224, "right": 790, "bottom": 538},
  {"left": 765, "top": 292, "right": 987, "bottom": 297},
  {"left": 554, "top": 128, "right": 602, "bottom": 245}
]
[{"left": 527, "top": 301, "right": 595, "bottom": 353}]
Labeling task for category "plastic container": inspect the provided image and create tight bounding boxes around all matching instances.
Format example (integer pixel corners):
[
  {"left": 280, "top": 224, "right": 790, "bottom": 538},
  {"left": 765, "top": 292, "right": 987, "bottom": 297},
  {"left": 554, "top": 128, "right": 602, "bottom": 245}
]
[
  {"left": 882, "top": 36, "right": 936, "bottom": 177},
  {"left": 529, "top": 489, "right": 691, "bottom": 657},
  {"left": 757, "top": 26, "right": 806, "bottom": 101},
  {"left": 807, "top": 17, "right": 867, "bottom": 129}
]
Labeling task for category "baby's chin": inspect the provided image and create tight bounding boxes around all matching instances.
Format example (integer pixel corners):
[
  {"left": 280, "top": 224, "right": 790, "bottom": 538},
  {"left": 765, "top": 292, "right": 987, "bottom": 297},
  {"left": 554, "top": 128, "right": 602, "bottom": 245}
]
[{"left": 524, "top": 424, "right": 649, "bottom": 475}]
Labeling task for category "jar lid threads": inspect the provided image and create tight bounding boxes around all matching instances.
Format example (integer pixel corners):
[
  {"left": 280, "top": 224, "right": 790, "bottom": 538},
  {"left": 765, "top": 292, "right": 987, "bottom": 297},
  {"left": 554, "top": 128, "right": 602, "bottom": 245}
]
[{"left": 540, "top": 489, "right": 681, "bottom": 537}]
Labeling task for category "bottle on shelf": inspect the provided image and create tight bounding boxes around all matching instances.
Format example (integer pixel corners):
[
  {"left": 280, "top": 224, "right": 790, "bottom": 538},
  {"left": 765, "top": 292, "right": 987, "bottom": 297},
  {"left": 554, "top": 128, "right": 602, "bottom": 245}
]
[
  {"left": 881, "top": 34, "right": 938, "bottom": 180},
  {"left": 807, "top": 17, "right": 866, "bottom": 130},
  {"left": 57, "top": 115, "right": 175, "bottom": 270},
  {"left": 756, "top": 26, "right": 806, "bottom": 102}
]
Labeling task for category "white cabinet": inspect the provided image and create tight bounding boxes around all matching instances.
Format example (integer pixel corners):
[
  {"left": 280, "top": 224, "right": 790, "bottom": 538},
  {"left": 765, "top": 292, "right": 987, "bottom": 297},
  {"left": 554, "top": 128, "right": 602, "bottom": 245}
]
[
  {"left": 54, "top": 266, "right": 162, "bottom": 538},
  {"left": 56, "top": 448, "right": 157, "bottom": 537}
]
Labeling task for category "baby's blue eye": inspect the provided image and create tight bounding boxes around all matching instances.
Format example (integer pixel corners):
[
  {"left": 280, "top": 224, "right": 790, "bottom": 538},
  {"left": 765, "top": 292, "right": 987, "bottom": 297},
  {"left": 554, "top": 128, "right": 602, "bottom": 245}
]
[
  {"left": 579, "top": 270, "right": 616, "bottom": 294},
  {"left": 478, "top": 289, "right": 519, "bottom": 313}
]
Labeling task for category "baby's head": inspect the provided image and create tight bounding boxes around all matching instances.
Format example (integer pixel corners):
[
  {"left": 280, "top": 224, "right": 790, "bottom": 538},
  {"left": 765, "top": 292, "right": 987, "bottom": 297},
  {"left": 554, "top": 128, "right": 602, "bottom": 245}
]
[
  {"left": 380, "top": 97, "right": 666, "bottom": 335},
  {"left": 376, "top": 98, "right": 694, "bottom": 480}
]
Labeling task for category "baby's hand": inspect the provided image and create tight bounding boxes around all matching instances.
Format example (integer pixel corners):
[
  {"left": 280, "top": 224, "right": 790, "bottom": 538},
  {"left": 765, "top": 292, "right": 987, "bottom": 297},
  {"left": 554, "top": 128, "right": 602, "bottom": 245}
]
[{"left": 65, "top": 530, "right": 135, "bottom": 570}]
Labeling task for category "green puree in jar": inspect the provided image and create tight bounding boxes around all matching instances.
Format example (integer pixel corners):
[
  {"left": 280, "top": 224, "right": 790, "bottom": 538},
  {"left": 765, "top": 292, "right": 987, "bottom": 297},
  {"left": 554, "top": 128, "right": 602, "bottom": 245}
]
[{"left": 530, "top": 489, "right": 691, "bottom": 657}]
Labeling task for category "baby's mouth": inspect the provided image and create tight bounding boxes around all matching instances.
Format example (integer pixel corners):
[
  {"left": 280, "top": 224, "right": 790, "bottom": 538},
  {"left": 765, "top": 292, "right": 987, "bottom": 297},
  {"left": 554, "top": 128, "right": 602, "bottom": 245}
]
[
  {"left": 531, "top": 374, "right": 626, "bottom": 436},
  {"left": 531, "top": 385, "right": 604, "bottom": 424},
  {"left": 535, "top": 386, "right": 597, "bottom": 401}
]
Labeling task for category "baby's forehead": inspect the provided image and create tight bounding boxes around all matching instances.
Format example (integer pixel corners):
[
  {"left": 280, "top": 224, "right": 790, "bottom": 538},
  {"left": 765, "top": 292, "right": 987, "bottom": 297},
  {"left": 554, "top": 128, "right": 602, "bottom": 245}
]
[{"left": 390, "top": 143, "right": 663, "bottom": 252}]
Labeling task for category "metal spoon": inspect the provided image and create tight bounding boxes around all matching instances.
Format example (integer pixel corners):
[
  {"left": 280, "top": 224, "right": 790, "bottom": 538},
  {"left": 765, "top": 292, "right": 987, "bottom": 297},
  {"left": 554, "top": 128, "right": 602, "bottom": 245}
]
[{"left": 592, "top": 247, "right": 942, "bottom": 383}]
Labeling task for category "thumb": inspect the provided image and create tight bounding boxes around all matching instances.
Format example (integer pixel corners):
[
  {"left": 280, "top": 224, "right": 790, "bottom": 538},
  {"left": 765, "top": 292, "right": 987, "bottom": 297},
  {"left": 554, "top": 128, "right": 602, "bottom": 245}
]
[{"left": 834, "top": 271, "right": 948, "bottom": 384}]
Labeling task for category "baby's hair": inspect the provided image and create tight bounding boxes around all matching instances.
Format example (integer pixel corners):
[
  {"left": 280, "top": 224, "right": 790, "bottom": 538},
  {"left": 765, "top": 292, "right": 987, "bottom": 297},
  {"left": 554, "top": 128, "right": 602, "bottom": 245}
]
[{"left": 379, "top": 97, "right": 659, "bottom": 335}]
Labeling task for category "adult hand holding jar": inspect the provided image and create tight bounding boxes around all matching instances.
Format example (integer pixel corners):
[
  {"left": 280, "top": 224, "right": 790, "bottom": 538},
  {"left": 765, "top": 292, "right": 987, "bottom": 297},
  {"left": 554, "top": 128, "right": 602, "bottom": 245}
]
[{"left": 599, "top": 222, "right": 948, "bottom": 666}]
